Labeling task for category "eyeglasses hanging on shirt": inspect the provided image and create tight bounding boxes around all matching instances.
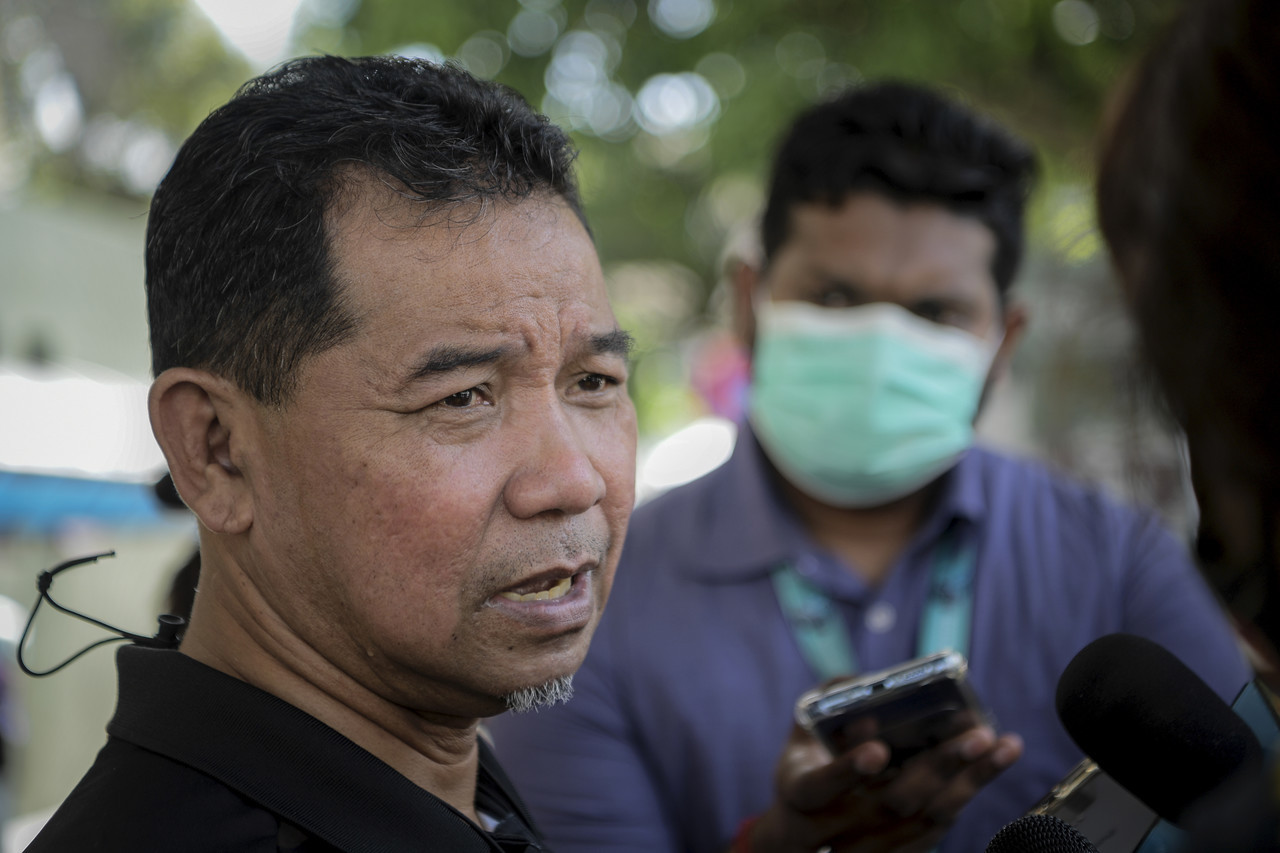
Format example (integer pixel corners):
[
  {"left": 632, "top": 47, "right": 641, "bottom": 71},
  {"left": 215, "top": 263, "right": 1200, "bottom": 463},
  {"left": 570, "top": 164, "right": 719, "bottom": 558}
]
[{"left": 17, "top": 551, "right": 186, "bottom": 678}]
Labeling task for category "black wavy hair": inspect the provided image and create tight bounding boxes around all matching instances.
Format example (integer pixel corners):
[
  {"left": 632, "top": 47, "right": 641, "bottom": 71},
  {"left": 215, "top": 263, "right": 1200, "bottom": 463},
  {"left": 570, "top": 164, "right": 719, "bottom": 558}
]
[
  {"left": 761, "top": 81, "right": 1036, "bottom": 296},
  {"left": 146, "top": 55, "right": 585, "bottom": 405}
]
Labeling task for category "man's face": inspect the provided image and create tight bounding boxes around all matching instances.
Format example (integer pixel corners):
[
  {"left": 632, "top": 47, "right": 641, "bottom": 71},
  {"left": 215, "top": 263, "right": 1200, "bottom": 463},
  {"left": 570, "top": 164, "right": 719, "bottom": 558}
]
[
  {"left": 240, "top": 191, "right": 636, "bottom": 720},
  {"left": 757, "top": 192, "right": 1002, "bottom": 342}
]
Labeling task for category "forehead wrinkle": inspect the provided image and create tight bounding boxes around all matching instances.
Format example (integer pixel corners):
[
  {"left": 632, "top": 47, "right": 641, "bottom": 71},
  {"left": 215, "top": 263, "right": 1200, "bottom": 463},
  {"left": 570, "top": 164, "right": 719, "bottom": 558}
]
[
  {"left": 328, "top": 189, "right": 612, "bottom": 394},
  {"left": 477, "top": 309, "right": 627, "bottom": 383},
  {"left": 394, "top": 298, "right": 616, "bottom": 391}
]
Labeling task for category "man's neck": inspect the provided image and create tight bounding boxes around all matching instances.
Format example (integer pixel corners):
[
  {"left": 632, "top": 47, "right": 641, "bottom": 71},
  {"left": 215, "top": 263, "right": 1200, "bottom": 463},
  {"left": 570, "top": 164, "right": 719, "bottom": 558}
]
[
  {"left": 778, "top": 475, "right": 944, "bottom": 586},
  {"left": 179, "top": 571, "right": 485, "bottom": 824}
]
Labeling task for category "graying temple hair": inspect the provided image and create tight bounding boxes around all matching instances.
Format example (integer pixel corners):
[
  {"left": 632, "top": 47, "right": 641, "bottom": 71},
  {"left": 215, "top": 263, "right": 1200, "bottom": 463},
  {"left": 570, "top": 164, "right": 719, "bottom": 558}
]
[{"left": 503, "top": 675, "right": 575, "bottom": 714}]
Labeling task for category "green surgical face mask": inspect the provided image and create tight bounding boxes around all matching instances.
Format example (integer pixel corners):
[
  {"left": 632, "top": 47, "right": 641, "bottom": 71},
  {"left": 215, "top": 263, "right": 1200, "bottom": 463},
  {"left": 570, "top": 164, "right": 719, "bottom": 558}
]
[{"left": 748, "top": 300, "right": 999, "bottom": 508}]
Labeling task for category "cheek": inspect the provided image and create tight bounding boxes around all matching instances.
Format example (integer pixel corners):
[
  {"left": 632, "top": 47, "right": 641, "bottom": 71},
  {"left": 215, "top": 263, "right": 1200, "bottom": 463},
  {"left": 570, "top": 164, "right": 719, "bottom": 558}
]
[
  {"left": 597, "top": 403, "right": 638, "bottom": 493},
  {"left": 592, "top": 405, "right": 639, "bottom": 546},
  {"left": 341, "top": 453, "right": 500, "bottom": 570},
  {"left": 322, "top": 466, "right": 501, "bottom": 654},
  {"left": 282, "top": 439, "right": 503, "bottom": 610}
]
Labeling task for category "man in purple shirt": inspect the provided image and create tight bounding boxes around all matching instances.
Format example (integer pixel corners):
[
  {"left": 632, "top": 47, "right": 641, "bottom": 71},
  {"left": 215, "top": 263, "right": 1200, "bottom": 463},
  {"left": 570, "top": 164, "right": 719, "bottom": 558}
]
[{"left": 489, "top": 81, "right": 1249, "bottom": 852}]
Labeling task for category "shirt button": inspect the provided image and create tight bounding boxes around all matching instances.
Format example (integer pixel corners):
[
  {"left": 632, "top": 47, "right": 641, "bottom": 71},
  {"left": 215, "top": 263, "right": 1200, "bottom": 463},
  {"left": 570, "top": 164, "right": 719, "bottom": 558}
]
[{"left": 866, "top": 602, "right": 896, "bottom": 634}]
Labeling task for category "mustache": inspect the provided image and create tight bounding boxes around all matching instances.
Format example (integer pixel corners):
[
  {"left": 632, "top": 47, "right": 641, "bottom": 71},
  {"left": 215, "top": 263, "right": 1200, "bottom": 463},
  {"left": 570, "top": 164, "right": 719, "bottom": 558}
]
[{"left": 475, "top": 522, "right": 613, "bottom": 586}]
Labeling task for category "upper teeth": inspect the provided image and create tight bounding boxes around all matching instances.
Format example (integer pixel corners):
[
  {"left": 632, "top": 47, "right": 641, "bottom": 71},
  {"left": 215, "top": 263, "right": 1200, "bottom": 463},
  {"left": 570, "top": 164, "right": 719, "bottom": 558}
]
[{"left": 500, "top": 576, "right": 572, "bottom": 602}]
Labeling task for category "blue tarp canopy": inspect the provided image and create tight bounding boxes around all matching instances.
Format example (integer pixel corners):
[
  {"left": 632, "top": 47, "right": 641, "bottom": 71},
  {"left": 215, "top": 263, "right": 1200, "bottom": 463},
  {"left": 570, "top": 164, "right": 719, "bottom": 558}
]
[{"left": 0, "top": 471, "right": 167, "bottom": 535}]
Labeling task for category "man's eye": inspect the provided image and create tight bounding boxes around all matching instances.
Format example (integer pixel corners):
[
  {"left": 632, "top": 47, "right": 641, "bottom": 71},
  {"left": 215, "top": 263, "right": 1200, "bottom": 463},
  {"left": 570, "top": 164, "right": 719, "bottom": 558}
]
[
  {"left": 816, "top": 290, "right": 854, "bottom": 308},
  {"left": 578, "top": 374, "right": 613, "bottom": 392},
  {"left": 911, "top": 301, "right": 953, "bottom": 324},
  {"left": 441, "top": 388, "right": 478, "bottom": 408}
]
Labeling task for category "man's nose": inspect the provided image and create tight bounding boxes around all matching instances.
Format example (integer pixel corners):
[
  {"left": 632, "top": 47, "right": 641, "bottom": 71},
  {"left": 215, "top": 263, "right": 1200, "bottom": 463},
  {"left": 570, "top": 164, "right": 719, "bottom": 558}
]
[{"left": 504, "top": 404, "right": 608, "bottom": 519}]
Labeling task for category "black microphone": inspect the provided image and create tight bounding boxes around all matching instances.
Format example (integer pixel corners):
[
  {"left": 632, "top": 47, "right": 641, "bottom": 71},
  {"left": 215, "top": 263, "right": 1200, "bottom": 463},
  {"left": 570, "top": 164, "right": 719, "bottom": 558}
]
[
  {"left": 986, "top": 813, "right": 1100, "bottom": 853},
  {"left": 1055, "top": 633, "right": 1262, "bottom": 826}
]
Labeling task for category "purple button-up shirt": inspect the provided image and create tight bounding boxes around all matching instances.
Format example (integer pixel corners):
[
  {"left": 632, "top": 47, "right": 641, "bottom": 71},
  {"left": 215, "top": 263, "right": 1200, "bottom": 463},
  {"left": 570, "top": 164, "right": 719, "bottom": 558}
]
[{"left": 489, "top": 428, "right": 1250, "bottom": 853}]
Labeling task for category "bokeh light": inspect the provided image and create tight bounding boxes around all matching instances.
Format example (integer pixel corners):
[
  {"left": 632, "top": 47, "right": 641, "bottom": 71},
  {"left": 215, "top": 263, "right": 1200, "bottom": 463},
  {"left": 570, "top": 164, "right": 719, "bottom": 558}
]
[
  {"left": 634, "top": 72, "right": 719, "bottom": 136},
  {"left": 1053, "top": 0, "right": 1100, "bottom": 46},
  {"left": 192, "top": 0, "right": 305, "bottom": 68},
  {"left": 458, "top": 30, "right": 510, "bottom": 79},
  {"left": 509, "top": 8, "right": 565, "bottom": 57},
  {"left": 648, "top": 0, "right": 715, "bottom": 39}
]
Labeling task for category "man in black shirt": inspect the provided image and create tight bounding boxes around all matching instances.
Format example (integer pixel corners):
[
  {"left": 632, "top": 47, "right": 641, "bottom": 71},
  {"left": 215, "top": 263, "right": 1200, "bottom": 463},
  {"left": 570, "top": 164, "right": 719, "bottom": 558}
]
[{"left": 28, "top": 55, "right": 637, "bottom": 852}]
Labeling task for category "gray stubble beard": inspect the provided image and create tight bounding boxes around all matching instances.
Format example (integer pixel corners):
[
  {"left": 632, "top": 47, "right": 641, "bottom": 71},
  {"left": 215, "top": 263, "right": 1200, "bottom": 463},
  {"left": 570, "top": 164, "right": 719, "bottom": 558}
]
[{"left": 502, "top": 675, "right": 575, "bottom": 714}]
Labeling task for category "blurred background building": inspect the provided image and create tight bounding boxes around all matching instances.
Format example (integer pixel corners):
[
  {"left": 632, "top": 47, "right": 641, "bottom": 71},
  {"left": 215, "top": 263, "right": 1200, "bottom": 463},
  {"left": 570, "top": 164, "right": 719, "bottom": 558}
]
[{"left": 0, "top": 0, "right": 1188, "bottom": 848}]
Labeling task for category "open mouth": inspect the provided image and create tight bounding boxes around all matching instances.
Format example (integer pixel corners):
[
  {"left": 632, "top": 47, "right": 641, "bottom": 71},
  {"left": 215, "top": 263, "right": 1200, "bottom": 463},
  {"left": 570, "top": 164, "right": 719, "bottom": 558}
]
[
  {"left": 498, "top": 574, "right": 574, "bottom": 603},
  {"left": 487, "top": 567, "right": 596, "bottom": 630}
]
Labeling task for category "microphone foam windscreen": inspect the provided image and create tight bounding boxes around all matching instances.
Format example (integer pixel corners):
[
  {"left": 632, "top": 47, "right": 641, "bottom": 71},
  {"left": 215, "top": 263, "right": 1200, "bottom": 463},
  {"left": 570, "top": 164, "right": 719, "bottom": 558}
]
[
  {"left": 985, "top": 814, "right": 1100, "bottom": 853},
  {"left": 1055, "top": 633, "right": 1260, "bottom": 825}
]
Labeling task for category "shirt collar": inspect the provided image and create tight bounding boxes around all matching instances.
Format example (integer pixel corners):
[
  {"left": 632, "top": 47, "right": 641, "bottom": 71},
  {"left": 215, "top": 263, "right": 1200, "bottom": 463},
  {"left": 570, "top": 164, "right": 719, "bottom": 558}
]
[
  {"left": 688, "top": 424, "right": 810, "bottom": 580},
  {"left": 686, "top": 425, "right": 989, "bottom": 582},
  {"left": 107, "top": 646, "right": 539, "bottom": 852}
]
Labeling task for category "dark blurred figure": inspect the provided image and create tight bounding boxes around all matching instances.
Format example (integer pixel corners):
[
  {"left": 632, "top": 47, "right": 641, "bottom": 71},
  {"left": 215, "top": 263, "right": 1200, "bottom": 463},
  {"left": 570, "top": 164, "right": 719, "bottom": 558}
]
[
  {"left": 1098, "top": 0, "right": 1280, "bottom": 683},
  {"left": 153, "top": 473, "right": 199, "bottom": 623},
  {"left": 163, "top": 552, "right": 200, "bottom": 625},
  {"left": 1097, "top": 0, "right": 1280, "bottom": 848}
]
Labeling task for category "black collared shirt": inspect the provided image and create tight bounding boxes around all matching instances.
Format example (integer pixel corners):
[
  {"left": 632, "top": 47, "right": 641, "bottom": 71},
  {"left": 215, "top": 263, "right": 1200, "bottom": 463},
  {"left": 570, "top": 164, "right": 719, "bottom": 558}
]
[{"left": 27, "top": 646, "right": 549, "bottom": 852}]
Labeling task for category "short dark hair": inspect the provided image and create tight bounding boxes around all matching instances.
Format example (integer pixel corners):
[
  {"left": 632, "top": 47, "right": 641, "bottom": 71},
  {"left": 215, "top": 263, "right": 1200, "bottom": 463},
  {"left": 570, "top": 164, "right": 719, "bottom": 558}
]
[
  {"left": 760, "top": 81, "right": 1037, "bottom": 296},
  {"left": 1097, "top": 0, "right": 1280, "bottom": 480},
  {"left": 146, "top": 55, "right": 585, "bottom": 405}
]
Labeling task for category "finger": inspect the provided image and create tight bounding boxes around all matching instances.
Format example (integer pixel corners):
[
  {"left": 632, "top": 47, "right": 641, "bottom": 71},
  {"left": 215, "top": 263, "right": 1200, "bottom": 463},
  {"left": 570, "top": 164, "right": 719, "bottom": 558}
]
[
  {"left": 785, "top": 739, "right": 892, "bottom": 812},
  {"left": 774, "top": 724, "right": 835, "bottom": 786},
  {"left": 919, "top": 733, "right": 1024, "bottom": 823},
  {"left": 958, "top": 733, "right": 1023, "bottom": 791},
  {"left": 874, "top": 726, "right": 997, "bottom": 818},
  {"left": 829, "top": 714, "right": 880, "bottom": 755}
]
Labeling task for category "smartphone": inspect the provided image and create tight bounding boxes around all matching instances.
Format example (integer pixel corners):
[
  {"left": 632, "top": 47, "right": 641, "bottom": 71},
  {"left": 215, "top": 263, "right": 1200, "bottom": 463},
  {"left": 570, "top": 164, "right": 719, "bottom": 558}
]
[{"left": 794, "top": 651, "right": 993, "bottom": 766}]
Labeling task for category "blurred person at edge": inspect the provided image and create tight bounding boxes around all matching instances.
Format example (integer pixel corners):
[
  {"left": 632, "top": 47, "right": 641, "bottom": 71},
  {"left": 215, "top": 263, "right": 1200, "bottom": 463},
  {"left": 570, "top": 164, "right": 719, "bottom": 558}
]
[
  {"left": 154, "top": 472, "right": 200, "bottom": 624},
  {"left": 26, "top": 55, "right": 637, "bottom": 852},
  {"left": 488, "top": 81, "right": 1251, "bottom": 853},
  {"left": 1097, "top": 0, "right": 1280, "bottom": 849}
]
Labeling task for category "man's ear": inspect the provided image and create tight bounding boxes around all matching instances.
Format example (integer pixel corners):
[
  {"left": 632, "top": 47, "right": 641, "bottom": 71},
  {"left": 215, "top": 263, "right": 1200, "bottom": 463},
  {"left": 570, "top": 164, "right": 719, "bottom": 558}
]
[
  {"left": 732, "top": 261, "right": 761, "bottom": 354},
  {"left": 990, "top": 301, "right": 1029, "bottom": 383},
  {"left": 149, "top": 368, "right": 257, "bottom": 536}
]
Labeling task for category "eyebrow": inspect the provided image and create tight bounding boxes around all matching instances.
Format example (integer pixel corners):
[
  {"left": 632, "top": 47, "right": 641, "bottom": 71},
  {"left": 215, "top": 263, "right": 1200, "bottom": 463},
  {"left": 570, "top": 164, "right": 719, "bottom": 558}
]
[
  {"left": 813, "top": 276, "right": 975, "bottom": 305},
  {"left": 398, "top": 329, "right": 633, "bottom": 389},
  {"left": 589, "top": 328, "right": 635, "bottom": 359},
  {"left": 401, "top": 344, "right": 509, "bottom": 387}
]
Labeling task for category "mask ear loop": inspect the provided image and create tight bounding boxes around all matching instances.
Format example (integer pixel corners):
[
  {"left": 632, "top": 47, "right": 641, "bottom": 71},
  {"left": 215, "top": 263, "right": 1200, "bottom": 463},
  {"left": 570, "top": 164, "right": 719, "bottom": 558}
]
[{"left": 17, "top": 551, "right": 187, "bottom": 678}]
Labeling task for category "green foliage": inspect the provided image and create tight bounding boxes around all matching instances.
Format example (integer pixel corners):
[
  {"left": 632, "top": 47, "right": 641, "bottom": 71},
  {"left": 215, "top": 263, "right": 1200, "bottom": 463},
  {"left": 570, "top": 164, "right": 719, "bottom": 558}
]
[{"left": 0, "top": 0, "right": 1181, "bottom": 435}]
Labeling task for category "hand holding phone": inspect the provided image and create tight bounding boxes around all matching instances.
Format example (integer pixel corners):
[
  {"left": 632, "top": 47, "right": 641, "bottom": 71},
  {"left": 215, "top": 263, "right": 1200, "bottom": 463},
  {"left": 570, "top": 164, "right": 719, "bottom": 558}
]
[
  {"left": 795, "top": 651, "right": 994, "bottom": 766},
  {"left": 747, "top": 662, "right": 1021, "bottom": 853}
]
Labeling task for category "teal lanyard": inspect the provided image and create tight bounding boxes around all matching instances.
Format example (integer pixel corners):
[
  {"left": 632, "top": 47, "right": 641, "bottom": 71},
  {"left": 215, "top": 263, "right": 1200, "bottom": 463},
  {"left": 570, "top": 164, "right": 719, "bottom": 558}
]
[{"left": 771, "top": 525, "right": 976, "bottom": 682}]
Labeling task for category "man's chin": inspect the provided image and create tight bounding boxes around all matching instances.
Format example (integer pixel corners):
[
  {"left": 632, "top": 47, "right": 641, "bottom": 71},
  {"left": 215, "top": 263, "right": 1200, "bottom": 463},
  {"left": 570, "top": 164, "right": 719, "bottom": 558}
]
[{"left": 501, "top": 674, "right": 575, "bottom": 714}]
